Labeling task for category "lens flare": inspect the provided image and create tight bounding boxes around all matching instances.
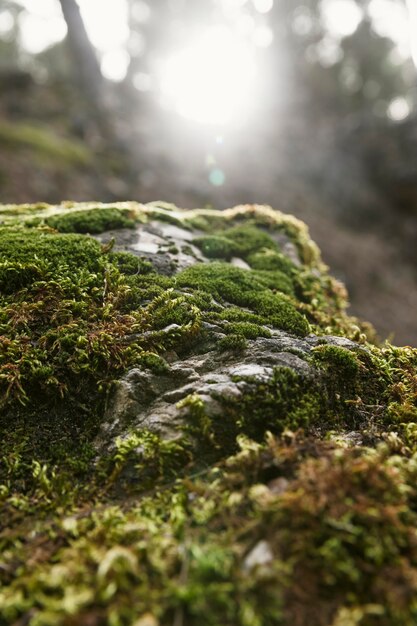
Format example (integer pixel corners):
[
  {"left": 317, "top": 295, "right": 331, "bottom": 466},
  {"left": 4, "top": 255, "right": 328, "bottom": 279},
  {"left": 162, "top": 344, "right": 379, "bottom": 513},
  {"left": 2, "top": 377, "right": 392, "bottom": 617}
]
[{"left": 159, "top": 25, "right": 258, "bottom": 125}]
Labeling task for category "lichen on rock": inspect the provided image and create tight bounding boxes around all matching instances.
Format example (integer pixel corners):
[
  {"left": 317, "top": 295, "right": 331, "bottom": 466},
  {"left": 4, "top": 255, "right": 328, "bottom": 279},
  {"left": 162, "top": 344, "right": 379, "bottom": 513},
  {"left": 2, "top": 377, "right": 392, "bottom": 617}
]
[{"left": 1, "top": 201, "right": 417, "bottom": 626}]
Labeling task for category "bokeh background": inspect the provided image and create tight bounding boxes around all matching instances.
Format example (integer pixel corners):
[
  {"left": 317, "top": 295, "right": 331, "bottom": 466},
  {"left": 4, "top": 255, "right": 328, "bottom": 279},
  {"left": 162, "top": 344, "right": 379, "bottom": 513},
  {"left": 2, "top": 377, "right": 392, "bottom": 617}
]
[{"left": 1, "top": 0, "right": 416, "bottom": 344}]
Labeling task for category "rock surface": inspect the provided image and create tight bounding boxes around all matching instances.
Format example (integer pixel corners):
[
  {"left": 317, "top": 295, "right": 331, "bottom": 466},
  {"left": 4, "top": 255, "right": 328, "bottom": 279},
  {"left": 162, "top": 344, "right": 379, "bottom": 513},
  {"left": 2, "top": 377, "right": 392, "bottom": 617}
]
[{"left": 1, "top": 201, "right": 417, "bottom": 626}]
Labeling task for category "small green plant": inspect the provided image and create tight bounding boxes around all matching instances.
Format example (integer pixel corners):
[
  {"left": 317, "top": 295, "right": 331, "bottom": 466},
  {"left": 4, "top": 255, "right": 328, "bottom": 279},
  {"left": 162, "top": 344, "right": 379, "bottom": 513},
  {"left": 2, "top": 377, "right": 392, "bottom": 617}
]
[{"left": 218, "top": 333, "right": 248, "bottom": 352}]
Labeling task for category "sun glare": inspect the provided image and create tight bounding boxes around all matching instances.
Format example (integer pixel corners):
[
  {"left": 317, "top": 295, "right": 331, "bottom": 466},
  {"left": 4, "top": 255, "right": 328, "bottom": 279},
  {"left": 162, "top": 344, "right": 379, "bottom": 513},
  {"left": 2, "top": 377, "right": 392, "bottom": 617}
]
[
  {"left": 321, "top": 0, "right": 363, "bottom": 37},
  {"left": 79, "top": 0, "right": 130, "bottom": 81},
  {"left": 11, "top": 0, "right": 416, "bottom": 101},
  {"left": 16, "top": 0, "right": 67, "bottom": 54},
  {"left": 407, "top": 0, "right": 417, "bottom": 67},
  {"left": 159, "top": 26, "right": 258, "bottom": 126}
]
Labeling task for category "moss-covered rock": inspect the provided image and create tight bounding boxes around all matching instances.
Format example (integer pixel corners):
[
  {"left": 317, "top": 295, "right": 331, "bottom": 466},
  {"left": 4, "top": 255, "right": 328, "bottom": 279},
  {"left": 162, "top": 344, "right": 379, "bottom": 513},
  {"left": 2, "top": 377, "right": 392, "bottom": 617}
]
[{"left": 1, "top": 201, "right": 416, "bottom": 626}]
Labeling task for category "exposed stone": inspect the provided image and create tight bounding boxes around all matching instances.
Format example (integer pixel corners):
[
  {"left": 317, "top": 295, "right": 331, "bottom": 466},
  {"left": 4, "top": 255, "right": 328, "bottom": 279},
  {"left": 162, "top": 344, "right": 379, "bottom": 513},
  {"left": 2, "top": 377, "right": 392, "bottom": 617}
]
[{"left": 243, "top": 540, "right": 274, "bottom": 570}]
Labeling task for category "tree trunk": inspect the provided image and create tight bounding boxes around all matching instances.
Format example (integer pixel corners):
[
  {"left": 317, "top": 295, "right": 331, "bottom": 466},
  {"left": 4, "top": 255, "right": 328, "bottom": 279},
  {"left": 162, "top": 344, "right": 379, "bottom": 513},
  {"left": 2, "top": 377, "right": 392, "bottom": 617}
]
[
  {"left": 57, "top": 0, "right": 137, "bottom": 198},
  {"left": 58, "top": 0, "right": 103, "bottom": 105},
  {"left": 57, "top": 0, "right": 121, "bottom": 148}
]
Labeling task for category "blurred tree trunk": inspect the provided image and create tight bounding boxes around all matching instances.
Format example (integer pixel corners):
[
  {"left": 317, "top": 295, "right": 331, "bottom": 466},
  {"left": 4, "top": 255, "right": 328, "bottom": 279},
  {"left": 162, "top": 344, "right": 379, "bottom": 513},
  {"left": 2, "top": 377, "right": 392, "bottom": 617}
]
[
  {"left": 58, "top": 0, "right": 137, "bottom": 197},
  {"left": 58, "top": 0, "right": 102, "bottom": 106},
  {"left": 58, "top": 0, "right": 117, "bottom": 145}
]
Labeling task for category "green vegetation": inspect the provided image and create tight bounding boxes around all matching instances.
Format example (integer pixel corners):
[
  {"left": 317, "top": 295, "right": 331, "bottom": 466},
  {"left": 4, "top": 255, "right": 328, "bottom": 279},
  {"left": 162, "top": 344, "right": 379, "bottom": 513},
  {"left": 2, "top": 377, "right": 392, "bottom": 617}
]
[
  {"left": 218, "top": 333, "right": 248, "bottom": 353},
  {"left": 0, "top": 121, "right": 91, "bottom": 166},
  {"left": 136, "top": 352, "right": 170, "bottom": 374},
  {"left": 192, "top": 234, "right": 236, "bottom": 259},
  {"left": 43, "top": 207, "right": 137, "bottom": 233},
  {"left": 1, "top": 202, "right": 417, "bottom": 626},
  {"left": 176, "top": 262, "right": 308, "bottom": 336},
  {"left": 108, "top": 250, "right": 153, "bottom": 275},
  {"left": 4, "top": 433, "right": 417, "bottom": 626},
  {"left": 0, "top": 227, "right": 201, "bottom": 422},
  {"left": 224, "top": 321, "right": 271, "bottom": 339},
  {"left": 193, "top": 224, "right": 277, "bottom": 260},
  {"left": 247, "top": 249, "right": 296, "bottom": 274},
  {"left": 180, "top": 367, "right": 323, "bottom": 452},
  {"left": 312, "top": 344, "right": 360, "bottom": 378}
]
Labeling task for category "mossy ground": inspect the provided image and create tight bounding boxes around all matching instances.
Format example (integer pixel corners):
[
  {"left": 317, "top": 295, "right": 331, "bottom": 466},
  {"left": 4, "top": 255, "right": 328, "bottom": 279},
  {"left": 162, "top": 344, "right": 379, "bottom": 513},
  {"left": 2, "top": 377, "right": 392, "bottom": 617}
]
[
  {"left": 0, "top": 121, "right": 92, "bottom": 167},
  {"left": 1, "top": 202, "right": 417, "bottom": 626}
]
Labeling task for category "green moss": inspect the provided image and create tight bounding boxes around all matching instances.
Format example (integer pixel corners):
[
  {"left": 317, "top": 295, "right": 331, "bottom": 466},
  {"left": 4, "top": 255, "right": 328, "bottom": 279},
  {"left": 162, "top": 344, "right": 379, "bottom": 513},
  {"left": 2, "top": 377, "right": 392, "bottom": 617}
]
[
  {"left": 251, "top": 269, "right": 295, "bottom": 295},
  {"left": 0, "top": 228, "right": 103, "bottom": 292},
  {"left": 270, "top": 442, "right": 417, "bottom": 625},
  {"left": 225, "top": 322, "right": 271, "bottom": 339},
  {"left": 220, "top": 224, "right": 277, "bottom": 257},
  {"left": 182, "top": 244, "right": 196, "bottom": 257},
  {"left": 0, "top": 228, "right": 103, "bottom": 271},
  {"left": 0, "top": 229, "right": 199, "bottom": 418},
  {"left": 0, "top": 202, "right": 366, "bottom": 339},
  {"left": 3, "top": 201, "right": 417, "bottom": 626},
  {"left": 245, "top": 291, "right": 309, "bottom": 336},
  {"left": 108, "top": 251, "right": 153, "bottom": 276},
  {"left": 148, "top": 209, "right": 185, "bottom": 227},
  {"left": 179, "top": 368, "right": 324, "bottom": 456},
  {"left": 378, "top": 345, "right": 417, "bottom": 433},
  {"left": 247, "top": 250, "right": 297, "bottom": 274},
  {"left": 43, "top": 207, "right": 137, "bottom": 234},
  {"left": 193, "top": 235, "right": 236, "bottom": 259},
  {"left": 107, "top": 429, "right": 193, "bottom": 489},
  {"left": 218, "top": 333, "right": 248, "bottom": 353},
  {"left": 136, "top": 352, "right": 170, "bottom": 374},
  {"left": 193, "top": 225, "right": 278, "bottom": 261},
  {"left": 216, "top": 307, "right": 266, "bottom": 325},
  {"left": 312, "top": 345, "right": 360, "bottom": 378},
  {"left": 176, "top": 263, "right": 264, "bottom": 302},
  {"left": 5, "top": 433, "right": 417, "bottom": 626},
  {"left": 227, "top": 366, "right": 323, "bottom": 438},
  {"left": 187, "top": 217, "right": 363, "bottom": 340},
  {"left": 176, "top": 263, "right": 309, "bottom": 336}
]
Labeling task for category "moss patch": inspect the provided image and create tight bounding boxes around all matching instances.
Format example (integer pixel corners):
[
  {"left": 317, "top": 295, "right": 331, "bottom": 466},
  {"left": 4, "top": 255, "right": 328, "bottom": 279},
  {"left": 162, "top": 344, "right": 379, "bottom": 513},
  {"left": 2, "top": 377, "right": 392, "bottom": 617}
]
[
  {"left": 176, "top": 262, "right": 309, "bottom": 336},
  {"left": 2, "top": 202, "right": 417, "bottom": 626},
  {"left": 218, "top": 333, "right": 248, "bottom": 353},
  {"left": 43, "top": 207, "right": 137, "bottom": 234},
  {"left": 193, "top": 224, "right": 277, "bottom": 261},
  {"left": 4, "top": 434, "right": 417, "bottom": 626}
]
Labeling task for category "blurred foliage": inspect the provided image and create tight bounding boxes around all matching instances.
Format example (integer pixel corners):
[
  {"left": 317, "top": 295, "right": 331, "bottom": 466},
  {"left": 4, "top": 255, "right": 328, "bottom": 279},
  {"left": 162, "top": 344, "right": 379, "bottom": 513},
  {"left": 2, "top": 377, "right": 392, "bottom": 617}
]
[{"left": 0, "top": 0, "right": 414, "bottom": 120}]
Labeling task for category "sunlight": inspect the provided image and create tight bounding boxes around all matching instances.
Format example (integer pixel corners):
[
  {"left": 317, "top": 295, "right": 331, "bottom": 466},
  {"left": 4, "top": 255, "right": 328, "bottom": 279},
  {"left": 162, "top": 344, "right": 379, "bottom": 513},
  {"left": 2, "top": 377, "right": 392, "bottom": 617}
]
[
  {"left": 368, "top": 0, "right": 411, "bottom": 57},
  {"left": 14, "top": 0, "right": 130, "bottom": 80},
  {"left": 79, "top": 0, "right": 130, "bottom": 81},
  {"left": 16, "top": 0, "right": 67, "bottom": 54},
  {"left": 253, "top": 0, "right": 274, "bottom": 14},
  {"left": 321, "top": 0, "right": 363, "bottom": 37},
  {"left": 77, "top": 0, "right": 129, "bottom": 53},
  {"left": 100, "top": 49, "right": 130, "bottom": 82},
  {"left": 159, "top": 25, "right": 258, "bottom": 126},
  {"left": 387, "top": 97, "right": 410, "bottom": 121},
  {"left": 407, "top": 0, "right": 417, "bottom": 67},
  {"left": 11, "top": 0, "right": 416, "bottom": 92},
  {"left": 0, "top": 10, "right": 14, "bottom": 35}
]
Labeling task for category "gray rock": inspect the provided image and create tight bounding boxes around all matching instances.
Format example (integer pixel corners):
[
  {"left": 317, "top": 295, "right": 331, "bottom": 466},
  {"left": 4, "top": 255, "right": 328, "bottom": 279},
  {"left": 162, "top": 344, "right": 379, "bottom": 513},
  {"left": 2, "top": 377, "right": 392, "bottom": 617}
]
[
  {"left": 243, "top": 541, "right": 274, "bottom": 570},
  {"left": 93, "top": 329, "right": 334, "bottom": 451}
]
